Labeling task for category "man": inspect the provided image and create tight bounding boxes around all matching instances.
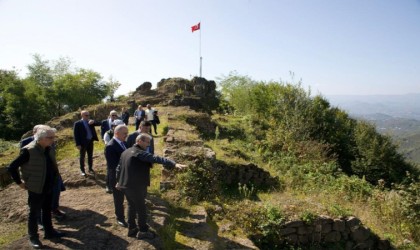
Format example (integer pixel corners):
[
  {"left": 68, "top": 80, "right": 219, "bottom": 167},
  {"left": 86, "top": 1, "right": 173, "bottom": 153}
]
[
  {"left": 104, "top": 125, "right": 129, "bottom": 226},
  {"left": 121, "top": 107, "right": 130, "bottom": 125},
  {"left": 134, "top": 105, "right": 145, "bottom": 130},
  {"left": 8, "top": 126, "right": 65, "bottom": 249},
  {"left": 116, "top": 133, "right": 186, "bottom": 239},
  {"left": 145, "top": 104, "right": 157, "bottom": 135},
  {"left": 20, "top": 125, "right": 46, "bottom": 148},
  {"left": 103, "top": 119, "right": 125, "bottom": 145},
  {"left": 20, "top": 125, "right": 66, "bottom": 221},
  {"left": 101, "top": 110, "right": 119, "bottom": 140},
  {"left": 73, "top": 110, "right": 100, "bottom": 176},
  {"left": 126, "top": 121, "right": 154, "bottom": 154}
]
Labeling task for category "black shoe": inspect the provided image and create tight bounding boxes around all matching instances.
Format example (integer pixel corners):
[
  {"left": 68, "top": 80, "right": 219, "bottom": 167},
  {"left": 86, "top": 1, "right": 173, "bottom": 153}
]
[
  {"left": 117, "top": 219, "right": 128, "bottom": 227},
  {"left": 136, "top": 230, "right": 155, "bottom": 239},
  {"left": 88, "top": 169, "right": 95, "bottom": 174},
  {"left": 29, "top": 238, "right": 43, "bottom": 249},
  {"left": 105, "top": 187, "right": 113, "bottom": 194},
  {"left": 127, "top": 228, "right": 139, "bottom": 237},
  {"left": 44, "top": 230, "right": 65, "bottom": 239}
]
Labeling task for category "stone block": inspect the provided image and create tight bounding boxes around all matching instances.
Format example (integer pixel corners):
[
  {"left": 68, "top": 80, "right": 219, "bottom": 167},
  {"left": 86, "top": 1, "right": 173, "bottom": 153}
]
[
  {"left": 321, "top": 223, "right": 332, "bottom": 234},
  {"left": 284, "top": 220, "right": 304, "bottom": 228},
  {"left": 341, "top": 231, "right": 349, "bottom": 240},
  {"left": 299, "top": 234, "right": 309, "bottom": 244},
  {"left": 297, "top": 226, "right": 313, "bottom": 235},
  {"left": 280, "top": 227, "right": 296, "bottom": 236},
  {"left": 285, "top": 234, "right": 298, "bottom": 244},
  {"left": 314, "top": 224, "right": 322, "bottom": 232},
  {"left": 312, "top": 233, "right": 322, "bottom": 243},
  {"left": 318, "top": 215, "right": 334, "bottom": 224},
  {"left": 346, "top": 216, "right": 361, "bottom": 230},
  {"left": 351, "top": 226, "right": 370, "bottom": 243},
  {"left": 378, "top": 239, "right": 391, "bottom": 250},
  {"left": 324, "top": 231, "right": 341, "bottom": 243},
  {"left": 333, "top": 219, "right": 346, "bottom": 232},
  {"left": 345, "top": 241, "right": 355, "bottom": 250}
]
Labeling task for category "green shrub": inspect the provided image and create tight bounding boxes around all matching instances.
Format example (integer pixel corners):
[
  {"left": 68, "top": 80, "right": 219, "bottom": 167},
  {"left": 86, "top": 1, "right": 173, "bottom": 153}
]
[{"left": 177, "top": 160, "right": 219, "bottom": 202}]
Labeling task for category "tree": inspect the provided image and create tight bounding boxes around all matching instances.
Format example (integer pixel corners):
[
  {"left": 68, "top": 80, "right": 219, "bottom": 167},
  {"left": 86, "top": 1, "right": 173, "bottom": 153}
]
[{"left": 104, "top": 76, "right": 121, "bottom": 102}]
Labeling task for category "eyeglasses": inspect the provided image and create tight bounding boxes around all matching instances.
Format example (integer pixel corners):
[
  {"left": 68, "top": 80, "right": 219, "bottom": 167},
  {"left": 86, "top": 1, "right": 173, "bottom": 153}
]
[
  {"left": 46, "top": 136, "right": 55, "bottom": 140},
  {"left": 83, "top": 114, "right": 90, "bottom": 117},
  {"left": 111, "top": 115, "right": 118, "bottom": 117}
]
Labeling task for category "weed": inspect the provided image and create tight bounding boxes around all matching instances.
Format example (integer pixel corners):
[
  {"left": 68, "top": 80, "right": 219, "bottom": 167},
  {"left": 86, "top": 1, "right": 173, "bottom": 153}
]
[{"left": 300, "top": 210, "right": 317, "bottom": 225}]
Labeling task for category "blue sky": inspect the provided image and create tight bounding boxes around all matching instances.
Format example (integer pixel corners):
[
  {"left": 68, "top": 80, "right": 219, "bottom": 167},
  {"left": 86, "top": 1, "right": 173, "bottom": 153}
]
[{"left": 1, "top": 0, "right": 419, "bottom": 96}]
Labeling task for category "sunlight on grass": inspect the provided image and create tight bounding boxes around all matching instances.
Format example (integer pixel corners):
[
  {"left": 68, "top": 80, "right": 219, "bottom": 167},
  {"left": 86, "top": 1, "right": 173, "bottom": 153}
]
[{"left": 0, "top": 222, "right": 26, "bottom": 248}]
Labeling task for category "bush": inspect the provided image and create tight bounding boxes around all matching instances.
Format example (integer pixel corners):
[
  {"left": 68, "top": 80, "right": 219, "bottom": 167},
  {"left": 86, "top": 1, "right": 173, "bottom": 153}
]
[
  {"left": 177, "top": 160, "right": 220, "bottom": 202},
  {"left": 224, "top": 201, "right": 285, "bottom": 249}
]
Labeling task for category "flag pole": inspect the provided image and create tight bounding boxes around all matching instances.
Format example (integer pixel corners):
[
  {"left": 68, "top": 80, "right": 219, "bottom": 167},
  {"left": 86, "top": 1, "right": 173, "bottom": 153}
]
[{"left": 199, "top": 21, "right": 202, "bottom": 78}]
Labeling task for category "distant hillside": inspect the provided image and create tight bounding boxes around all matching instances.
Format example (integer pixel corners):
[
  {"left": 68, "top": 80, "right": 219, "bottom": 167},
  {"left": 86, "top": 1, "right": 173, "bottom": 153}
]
[
  {"left": 327, "top": 93, "right": 420, "bottom": 120},
  {"left": 327, "top": 94, "right": 420, "bottom": 165}
]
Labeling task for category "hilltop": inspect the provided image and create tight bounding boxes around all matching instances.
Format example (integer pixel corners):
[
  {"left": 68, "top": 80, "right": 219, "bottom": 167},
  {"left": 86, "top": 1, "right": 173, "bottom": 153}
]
[
  {"left": 1, "top": 105, "right": 258, "bottom": 250},
  {"left": 1, "top": 76, "right": 419, "bottom": 249}
]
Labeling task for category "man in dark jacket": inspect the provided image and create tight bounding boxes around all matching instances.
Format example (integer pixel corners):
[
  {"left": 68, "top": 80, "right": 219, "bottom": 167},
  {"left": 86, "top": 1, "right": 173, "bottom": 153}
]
[
  {"left": 73, "top": 110, "right": 100, "bottom": 176},
  {"left": 104, "top": 125, "right": 129, "bottom": 227},
  {"left": 116, "top": 133, "right": 186, "bottom": 239},
  {"left": 101, "top": 110, "right": 119, "bottom": 140},
  {"left": 8, "top": 126, "right": 65, "bottom": 249},
  {"left": 126, "top": 121, "right": 154, "bottom": 154},
  {"left": 121, "top": 108, "right": 130, "bottom": 125}
]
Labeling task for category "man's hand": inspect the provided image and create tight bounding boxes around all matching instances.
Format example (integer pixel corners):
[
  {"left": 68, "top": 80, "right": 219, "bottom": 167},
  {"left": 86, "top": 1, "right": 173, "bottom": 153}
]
[
  {"left": 88, "top": 119, "right": 95, "bottom": 125},
  {"left": 175, "top": 164, "right": 188, "bottom": 171},
  {"left": 76, "top": 146, "right": 81, "bottom": 150},
  {"left": 18, "top": 182, "right": 26, "bottom": 190},
  {"left": 115, "top": 182, "right": 121, "bottom": 191}
]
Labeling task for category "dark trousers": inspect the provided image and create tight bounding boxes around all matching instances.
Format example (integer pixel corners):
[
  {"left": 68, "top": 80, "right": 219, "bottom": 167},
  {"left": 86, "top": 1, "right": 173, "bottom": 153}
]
[
  {"left": 79, "top": 140, "right": 94, "bottom": 172},
  {"left": 109, "top": 169, "right": 125, "bottom": 220},
  {"left": 124, "top": 186, "right": 148, "bottom": 232},
  {"left": 135, "top": 119, "right": 142, "bottom": 130},
  {"left": 113, "top": 187, "right": 125, "bottom": 221},
  {"left": 148, "top": 120, "right": 157, "bottom": 134},
  {"left": 28, "top": 190, "right": 54, "bottom": 240},
  {"left": 51, "top": 176, "right": 64, "bottom": 210}
]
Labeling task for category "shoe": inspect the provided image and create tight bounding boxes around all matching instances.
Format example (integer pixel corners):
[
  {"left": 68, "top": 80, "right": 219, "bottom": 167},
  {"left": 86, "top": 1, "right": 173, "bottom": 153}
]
[
  {"left": 44, "top": 230, "right": 65, "bottom": 239},
  {"left": 80, "top": 171, "right": 86, "bottom": 176},
  {"left": 127, "top": 228, "right": 139, "bottom": 237},
  {"left": 105, "top": 187, "right": 113, "bottom": 194},
  {"left": 136, "top": 230, "right": 155, "bottom": 239},
  {"left": 88, "top": 169, "right": 95, "bottom": 174},
  {"left": 117, "top": 219, "right": 128, "bottom": 227},
  {"left": 29, "top": 238, "right": 43, "bottom": 249}
]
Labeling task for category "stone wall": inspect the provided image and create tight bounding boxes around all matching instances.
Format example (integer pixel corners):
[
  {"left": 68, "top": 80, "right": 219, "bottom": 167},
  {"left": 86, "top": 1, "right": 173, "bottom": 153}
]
[{"left": 280, "top": 216, "right": 393, "bottom": 249}]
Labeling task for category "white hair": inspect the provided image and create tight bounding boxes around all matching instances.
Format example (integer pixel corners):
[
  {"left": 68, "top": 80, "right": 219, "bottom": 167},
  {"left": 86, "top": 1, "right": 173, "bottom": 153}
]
[{"left": 34, "top": 126, "right": 57, "bottom": 141}]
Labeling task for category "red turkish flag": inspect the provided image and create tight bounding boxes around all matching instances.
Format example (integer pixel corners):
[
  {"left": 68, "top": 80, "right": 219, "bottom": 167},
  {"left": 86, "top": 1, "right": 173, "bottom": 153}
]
[{"left": 191, "top": 22, "right": 200, "bottom": 32}]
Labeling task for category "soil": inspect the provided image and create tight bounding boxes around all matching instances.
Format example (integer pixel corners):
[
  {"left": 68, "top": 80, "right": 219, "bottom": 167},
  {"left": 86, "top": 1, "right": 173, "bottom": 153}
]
[{"left": 1, "top": 153, "right": 167, "bottom": 250}]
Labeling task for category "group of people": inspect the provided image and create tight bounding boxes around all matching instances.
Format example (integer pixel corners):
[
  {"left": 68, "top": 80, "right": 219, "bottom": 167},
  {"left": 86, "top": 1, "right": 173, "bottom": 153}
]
[
  {"left": 134, "top": 104, "right": 160, "bottom": 134},
  {"left": 7, "top": 104, "right": 185, "bottom": 249}
]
